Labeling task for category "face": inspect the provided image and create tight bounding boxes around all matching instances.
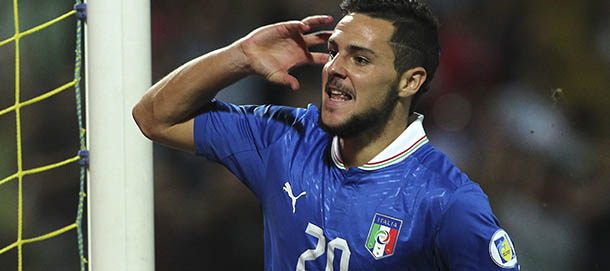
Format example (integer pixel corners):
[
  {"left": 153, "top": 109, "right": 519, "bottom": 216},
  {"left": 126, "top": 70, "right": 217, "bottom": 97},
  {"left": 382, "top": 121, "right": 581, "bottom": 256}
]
[{"left": 319, "top": 13, "right": 400, "bottom": 138}]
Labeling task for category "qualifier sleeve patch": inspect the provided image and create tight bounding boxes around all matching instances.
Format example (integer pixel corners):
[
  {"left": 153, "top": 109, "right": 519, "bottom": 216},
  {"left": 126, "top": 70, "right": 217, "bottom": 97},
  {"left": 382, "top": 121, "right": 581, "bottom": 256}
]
[{"left": 489, "top": 229, "right": 518, "bottom": 268}]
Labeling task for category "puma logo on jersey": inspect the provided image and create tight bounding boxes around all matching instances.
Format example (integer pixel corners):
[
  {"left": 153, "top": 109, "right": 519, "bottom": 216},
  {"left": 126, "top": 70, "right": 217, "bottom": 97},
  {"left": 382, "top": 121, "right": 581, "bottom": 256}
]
[{"left": 283, "top": 182, "right": 306, "bottom": 214}]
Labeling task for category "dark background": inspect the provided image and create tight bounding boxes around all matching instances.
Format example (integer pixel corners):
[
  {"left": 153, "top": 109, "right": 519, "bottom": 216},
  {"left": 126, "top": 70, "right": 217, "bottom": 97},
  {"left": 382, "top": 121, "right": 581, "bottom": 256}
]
[{"left": 1, "top": 0, "right": 609, "bottom": 270}]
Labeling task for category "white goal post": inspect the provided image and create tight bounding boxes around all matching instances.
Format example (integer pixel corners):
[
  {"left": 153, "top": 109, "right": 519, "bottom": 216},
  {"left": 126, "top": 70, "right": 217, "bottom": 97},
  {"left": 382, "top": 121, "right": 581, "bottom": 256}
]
[{"left": 85, "top": 0, "right": 155, "bottom": 270}]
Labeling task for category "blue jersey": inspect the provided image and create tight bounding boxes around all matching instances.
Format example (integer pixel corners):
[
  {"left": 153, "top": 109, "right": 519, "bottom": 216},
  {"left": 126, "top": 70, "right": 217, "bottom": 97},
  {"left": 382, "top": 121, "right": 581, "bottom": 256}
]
[{"left": 194, "top": 100, "right": 519, "bottom": 271}]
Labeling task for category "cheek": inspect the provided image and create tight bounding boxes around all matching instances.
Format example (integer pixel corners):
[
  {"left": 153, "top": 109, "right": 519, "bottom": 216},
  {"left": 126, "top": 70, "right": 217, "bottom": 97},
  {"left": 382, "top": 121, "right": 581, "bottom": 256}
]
[
  {"left": 350, "top": 72, "right": 371, "bottom": 92},
  {"left": 352, "top": 72, "right": 396, "bottom": 98}
]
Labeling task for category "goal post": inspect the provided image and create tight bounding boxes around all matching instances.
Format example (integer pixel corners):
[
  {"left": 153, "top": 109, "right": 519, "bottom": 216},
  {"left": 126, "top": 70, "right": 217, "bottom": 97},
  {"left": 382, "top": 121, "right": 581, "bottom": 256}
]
[{"left": 85, "top": 0, "right": 155, "bottom": 270}]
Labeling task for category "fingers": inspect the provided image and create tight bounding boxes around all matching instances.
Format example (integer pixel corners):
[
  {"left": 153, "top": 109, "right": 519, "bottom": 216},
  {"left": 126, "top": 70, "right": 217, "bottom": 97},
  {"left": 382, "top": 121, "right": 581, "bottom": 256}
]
[
  {"left": 269, "top": 71, "right": 300, "bottom": 90},
  {"left": 279, "top": 21, "right": 311, "bottom": 34},
  {"left": 303, "top": 31, "right": 332, "bottom": 46},
  {"left": 301, "top": 15, "right": 334, "bottom": 28},
  {"left": 310, "top": 52, "right": 330, "bottom": 65},
  {"left": 272, "top": 15, "right": 333, "bottom": 36},
  {"left": 267, "top": 53, "right": 326, "bottom": 90}
]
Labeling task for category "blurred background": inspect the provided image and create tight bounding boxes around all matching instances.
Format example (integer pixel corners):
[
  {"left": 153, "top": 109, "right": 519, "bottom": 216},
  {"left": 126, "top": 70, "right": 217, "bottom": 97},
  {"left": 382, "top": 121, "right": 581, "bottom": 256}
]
[{"left": 1, "top": 0, "right": 609, "bottom": 270}]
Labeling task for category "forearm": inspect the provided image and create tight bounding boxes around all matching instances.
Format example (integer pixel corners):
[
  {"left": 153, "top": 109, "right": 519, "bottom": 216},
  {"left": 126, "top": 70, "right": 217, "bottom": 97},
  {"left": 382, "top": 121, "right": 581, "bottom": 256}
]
[
  {"left": 133, "top": 42, "right": 249, "bottom": 139},
  {"left": 133, "top": 15, "right": 332, "bottom": 148}
]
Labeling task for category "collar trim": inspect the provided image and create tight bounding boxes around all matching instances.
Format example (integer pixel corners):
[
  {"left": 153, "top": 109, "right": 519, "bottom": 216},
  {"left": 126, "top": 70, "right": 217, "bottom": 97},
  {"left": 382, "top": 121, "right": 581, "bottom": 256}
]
[{"left": 331, "top": 113, "right": 428, "bottom": 171}]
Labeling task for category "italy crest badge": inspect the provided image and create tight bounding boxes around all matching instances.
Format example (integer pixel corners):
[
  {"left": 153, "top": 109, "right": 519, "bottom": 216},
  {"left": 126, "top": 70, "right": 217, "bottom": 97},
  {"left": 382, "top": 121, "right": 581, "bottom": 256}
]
[{"left": 365, "top": 213, "right": 403, "bottom": 259}]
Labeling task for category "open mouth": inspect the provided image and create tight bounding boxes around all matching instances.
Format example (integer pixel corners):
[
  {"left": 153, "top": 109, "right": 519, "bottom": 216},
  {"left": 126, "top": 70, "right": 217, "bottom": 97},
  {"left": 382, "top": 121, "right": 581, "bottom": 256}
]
[{"left": 326, "top": 83, "right": 353, "bottom": 102}]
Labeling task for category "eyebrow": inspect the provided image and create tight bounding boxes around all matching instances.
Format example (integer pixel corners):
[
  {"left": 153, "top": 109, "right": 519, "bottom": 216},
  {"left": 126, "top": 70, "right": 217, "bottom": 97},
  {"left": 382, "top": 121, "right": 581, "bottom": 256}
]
[{"left": 328, "top": 39, "right": 377, "bottom": 56}]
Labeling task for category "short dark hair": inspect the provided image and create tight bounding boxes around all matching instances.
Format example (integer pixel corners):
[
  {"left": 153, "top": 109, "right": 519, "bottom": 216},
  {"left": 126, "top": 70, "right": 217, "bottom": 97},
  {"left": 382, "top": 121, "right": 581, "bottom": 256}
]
[{"left": 339, "top": 0, "right": 440, "bottom": 113}]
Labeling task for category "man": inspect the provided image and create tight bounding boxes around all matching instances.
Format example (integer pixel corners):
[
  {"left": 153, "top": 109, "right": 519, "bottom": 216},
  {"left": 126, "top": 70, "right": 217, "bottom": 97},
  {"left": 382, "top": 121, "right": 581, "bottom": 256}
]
[{"left": 133, "top": 0, "right": 520, "bottom": 270}]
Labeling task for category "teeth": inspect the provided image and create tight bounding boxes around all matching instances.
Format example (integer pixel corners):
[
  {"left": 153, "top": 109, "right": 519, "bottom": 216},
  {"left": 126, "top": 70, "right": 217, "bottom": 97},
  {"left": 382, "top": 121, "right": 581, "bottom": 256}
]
[{"left": 327, "top": 86, "right": 352, "bottom": 101}]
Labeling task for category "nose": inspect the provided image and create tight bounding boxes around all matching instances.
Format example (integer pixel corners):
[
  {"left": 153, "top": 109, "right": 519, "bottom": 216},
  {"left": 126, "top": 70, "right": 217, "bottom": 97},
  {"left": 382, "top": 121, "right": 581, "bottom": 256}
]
[{"left": 326, "top": 54, "right": 347, "bottom": 79}]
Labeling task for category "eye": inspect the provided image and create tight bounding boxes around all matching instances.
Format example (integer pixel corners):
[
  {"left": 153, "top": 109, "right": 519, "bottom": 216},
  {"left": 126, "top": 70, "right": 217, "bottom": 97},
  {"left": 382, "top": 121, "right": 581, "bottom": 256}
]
[{"left": 354, "top": 56, "right": 369, "bottom": 65}]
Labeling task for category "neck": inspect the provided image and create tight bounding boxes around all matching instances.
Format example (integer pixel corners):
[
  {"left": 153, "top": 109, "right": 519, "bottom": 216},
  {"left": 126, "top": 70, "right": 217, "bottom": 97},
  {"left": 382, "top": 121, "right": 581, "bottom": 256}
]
[{"left": 339, "top": 108, "right": 413, "bottom": 169}]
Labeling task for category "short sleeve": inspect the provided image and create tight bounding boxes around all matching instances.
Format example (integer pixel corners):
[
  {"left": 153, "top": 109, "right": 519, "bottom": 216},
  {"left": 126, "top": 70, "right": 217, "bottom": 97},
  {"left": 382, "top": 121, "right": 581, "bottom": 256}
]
[
  {"left": 435, "top": 184, "right": 519, "bottom": 271},
  {"left": 193, "top": 99, "right": 307, "bottom": 195}
]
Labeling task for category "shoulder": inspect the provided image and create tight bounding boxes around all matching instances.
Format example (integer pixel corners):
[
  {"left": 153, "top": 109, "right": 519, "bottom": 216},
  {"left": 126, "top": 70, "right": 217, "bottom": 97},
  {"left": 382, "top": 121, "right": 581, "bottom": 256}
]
[
  {"left": 407, "top": 143, "right": 475, "bottom": 202},
  {"left": 434, "top": 184, "right": 519, "bottom": 270},
  {"left": 416, "top": 152, "right": 519, "bottom": 270},
  {"left": 442, "top": 183, "right": 493, "bottom": 222},
  {"left": 203, "top": 99, "right": 320, "bottom": 126},
  {"left": 402, "top": 142, "right": 496, "bottom": 224},
  {"left": 403, "top": 143, "right": 493, "bottom": 226},
  {"left": 414, "top": 143, "right": 470, "bottom": 185},
  {"left": 196, "top": 101, "right": 327, "bottom": 153}
]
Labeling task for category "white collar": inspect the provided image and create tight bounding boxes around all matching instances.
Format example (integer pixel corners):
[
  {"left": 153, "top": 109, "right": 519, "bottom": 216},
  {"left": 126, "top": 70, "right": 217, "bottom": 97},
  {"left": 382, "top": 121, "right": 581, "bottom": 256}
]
[{"left": 330, "top": 113, "right": 429, "bottom": 171}]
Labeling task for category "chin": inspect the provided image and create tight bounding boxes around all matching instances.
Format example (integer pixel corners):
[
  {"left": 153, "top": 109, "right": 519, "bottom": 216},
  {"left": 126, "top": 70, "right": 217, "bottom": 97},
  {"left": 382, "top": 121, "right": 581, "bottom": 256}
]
[
  {"left": 317, "top": 112, "right": 367, "bottom": 139},
  {"left": 318, "top": 113, "right": 340, "bottom": 135},
  {"left": 318, "top": 94, "right": 398, "bottom": 138},
  {"left": 319, "top": 113, "right": 344, "bottom": 129}
]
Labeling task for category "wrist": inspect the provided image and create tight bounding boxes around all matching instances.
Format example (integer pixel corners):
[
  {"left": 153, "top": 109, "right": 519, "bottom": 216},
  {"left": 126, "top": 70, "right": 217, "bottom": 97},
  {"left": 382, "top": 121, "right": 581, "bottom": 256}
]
[{"left": 226, "top": 40, "right": 254, "bottom": 76}]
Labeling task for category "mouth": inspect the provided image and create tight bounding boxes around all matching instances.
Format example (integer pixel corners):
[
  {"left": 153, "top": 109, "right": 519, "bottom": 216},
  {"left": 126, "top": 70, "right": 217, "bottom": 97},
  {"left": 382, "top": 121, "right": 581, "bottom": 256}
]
[{"left": 325, "top": 82, "right": 353, "bottom": 102}]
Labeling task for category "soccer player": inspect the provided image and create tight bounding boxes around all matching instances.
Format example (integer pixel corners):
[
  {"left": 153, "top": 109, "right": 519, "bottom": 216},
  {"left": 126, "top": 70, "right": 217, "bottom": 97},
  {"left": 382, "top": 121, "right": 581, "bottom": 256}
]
[{"left": 133, "top": 0, "right": 520, "bottom": 270}]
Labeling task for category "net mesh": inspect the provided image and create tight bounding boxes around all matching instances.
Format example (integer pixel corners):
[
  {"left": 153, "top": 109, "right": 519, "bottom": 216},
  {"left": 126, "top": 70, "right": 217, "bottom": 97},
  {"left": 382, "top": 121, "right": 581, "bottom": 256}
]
[{"left": 0, "top": 0, "right": 87, "bottom": 270}]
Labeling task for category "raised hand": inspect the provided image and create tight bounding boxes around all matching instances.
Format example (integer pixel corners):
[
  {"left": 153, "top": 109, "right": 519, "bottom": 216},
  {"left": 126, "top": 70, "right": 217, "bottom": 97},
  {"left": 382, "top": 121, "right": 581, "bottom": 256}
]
[
  {"left": 133, "top": 16, "right": 334, "bottom": 151},
  {"left": 237, "top": 15, "right": 334, "bottom": 90}
]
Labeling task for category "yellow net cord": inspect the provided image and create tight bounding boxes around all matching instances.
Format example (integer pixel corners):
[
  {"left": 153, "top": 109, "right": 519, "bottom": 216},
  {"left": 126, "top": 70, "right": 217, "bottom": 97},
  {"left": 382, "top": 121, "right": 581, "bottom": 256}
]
[{"left": 0, "top": 0, "right": 87, "bottom": 270}]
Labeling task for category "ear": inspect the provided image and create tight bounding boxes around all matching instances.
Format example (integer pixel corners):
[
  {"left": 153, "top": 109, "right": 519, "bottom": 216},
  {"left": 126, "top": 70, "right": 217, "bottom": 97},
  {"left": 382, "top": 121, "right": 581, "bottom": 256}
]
[{"left": 397, "top": 67, "right": 427, "bottom": 98}]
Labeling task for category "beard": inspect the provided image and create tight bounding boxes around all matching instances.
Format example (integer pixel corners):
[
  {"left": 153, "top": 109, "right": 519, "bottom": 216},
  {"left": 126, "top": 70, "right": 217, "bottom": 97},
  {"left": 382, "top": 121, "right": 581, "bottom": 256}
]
[{"left": 318, "top": 86, "right": 399, "bottom": 139}]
